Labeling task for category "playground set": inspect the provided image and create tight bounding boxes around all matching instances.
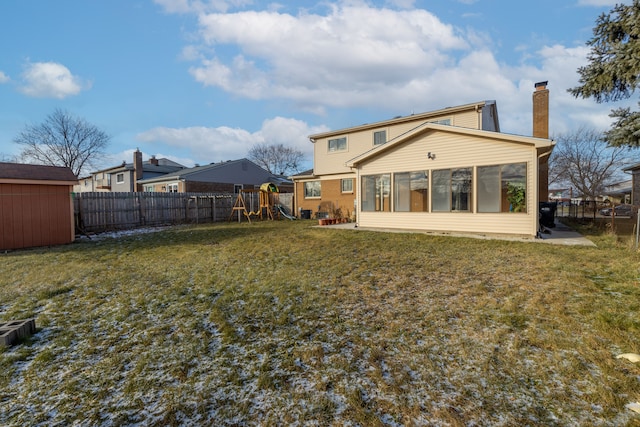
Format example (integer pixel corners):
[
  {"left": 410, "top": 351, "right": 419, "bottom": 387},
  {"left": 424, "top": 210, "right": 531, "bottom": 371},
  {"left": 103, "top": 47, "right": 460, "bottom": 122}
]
[{"left": 228, "top": 182, "right": 295, "bottom": 223}]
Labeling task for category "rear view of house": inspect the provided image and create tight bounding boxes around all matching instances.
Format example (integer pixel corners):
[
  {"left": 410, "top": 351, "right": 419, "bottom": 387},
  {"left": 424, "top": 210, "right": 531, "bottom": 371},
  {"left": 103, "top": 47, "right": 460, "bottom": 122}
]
[
  {"left": 293, "top": 83, "right": 555, "bottom": 237},
  {"left": 0, "top": 163, "right": 77, "bottom": 250}
]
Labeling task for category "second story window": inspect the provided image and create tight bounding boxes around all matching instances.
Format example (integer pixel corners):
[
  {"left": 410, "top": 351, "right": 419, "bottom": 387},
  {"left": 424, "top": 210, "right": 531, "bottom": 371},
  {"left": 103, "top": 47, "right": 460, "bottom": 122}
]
[
  {"left": 373, "top": 130, "right": 386, "bottom": 146},
  {"left": 116, "top": 173, "right": 124, "bottom": 184},
  {"left": 328, "top": 137, "right": 347, "bottom": 152}
]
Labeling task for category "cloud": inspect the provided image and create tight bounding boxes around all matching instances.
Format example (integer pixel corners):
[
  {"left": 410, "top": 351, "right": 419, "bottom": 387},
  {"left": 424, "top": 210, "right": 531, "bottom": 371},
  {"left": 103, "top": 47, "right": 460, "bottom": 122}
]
[
  {"left": 168, "top": 2, "right": 622, "bottom": 137},
  {"left": 188, "top": 4, "right": 468, "bottom": 110},
  {"left": 0, "top": 71, "right": 9, "bottom": 83},
  {"left": 19, "top": 62, "right": 88, "bottom": 99},
  {"left": 135, "top": 117, "right": 329, "bottom": 165}
]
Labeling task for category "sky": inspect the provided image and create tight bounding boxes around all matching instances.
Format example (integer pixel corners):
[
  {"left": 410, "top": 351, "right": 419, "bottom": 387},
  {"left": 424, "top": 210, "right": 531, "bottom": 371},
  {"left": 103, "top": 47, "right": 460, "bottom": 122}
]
[{"left": 0, "top": 0, "right": 635, "bottom": 175}]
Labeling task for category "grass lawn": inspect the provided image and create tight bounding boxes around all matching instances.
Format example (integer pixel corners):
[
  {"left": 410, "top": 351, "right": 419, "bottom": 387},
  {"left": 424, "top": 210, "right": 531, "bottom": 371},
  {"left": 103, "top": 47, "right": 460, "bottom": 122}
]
[{"left": 1, "top": 220, "right": 640, "bottom": 426}]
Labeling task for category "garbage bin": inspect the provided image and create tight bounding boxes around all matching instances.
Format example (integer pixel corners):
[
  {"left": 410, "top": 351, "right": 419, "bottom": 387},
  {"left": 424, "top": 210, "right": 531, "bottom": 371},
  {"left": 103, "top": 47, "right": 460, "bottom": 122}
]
[
  {"left": 300, "top": 209, "right": 311, "bottom": 219},
  {"left": 539, "top": 202, "right": 557, "bottom": 228}
]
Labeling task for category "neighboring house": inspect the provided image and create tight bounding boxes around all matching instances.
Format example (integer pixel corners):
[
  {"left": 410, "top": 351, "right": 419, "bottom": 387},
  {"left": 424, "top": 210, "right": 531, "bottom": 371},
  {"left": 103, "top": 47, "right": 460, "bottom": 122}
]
[
  {"left": 292, "top": 82, "right": 554, "bottom": 237},
  {"left": 137, "top": 158, "right": 293, "bottom": 193},
  {"left": 77, "top": 149, "right": 185, "bottom": 193},
  {"left": 624, "top": 162, "right": 640, "bottom": 206},
  {"left": 602, "top": 179, "right": 632, "bottom": 204},
  {"left": 0, "top": 162, "right": 77, "bottom": 250}
]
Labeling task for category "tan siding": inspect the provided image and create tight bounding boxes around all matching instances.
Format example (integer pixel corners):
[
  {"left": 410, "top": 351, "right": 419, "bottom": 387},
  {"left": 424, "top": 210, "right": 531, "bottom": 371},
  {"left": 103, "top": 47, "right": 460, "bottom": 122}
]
[
  {"left": 359, "top": 211, "right": 535, "bottom": 236},
  {"left": 314, "top": 110, "right": 484, "bottom": 176},
  {"left": 358, "top": 131, "right": 533, "bottom": 174},
  {"left": 452, "top": 110, "right": 480, "bottom": 129},
  {"left": 355, "top": 130, "right": 540, "bottom": 236}
]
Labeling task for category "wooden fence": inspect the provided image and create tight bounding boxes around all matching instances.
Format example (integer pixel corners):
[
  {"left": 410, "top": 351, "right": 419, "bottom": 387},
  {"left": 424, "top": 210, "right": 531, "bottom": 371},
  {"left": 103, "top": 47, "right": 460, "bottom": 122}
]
[{"left": 73, "top": 192, "right": 294, "bottom": 233}]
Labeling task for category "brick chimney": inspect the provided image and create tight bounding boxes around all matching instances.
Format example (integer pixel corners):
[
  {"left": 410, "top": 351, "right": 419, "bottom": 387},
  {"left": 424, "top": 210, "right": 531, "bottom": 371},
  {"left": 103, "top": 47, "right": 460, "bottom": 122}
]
[
  {"left": 150, "top": 155, "right": 158, "bottom": 166},
  {"left": 533, "top": 81, "right": 550, "bottom": 202},
  {"left": 533, "top": 81, "right": 549, "bottom": 139},
  {"left": 134, "top": 149, "right": 143, "bottom": 181}
]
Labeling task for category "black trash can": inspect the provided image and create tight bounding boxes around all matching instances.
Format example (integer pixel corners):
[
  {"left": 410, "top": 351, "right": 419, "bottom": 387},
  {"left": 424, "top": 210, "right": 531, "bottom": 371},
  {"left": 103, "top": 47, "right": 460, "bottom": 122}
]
[
  {"left": 539, "top": 202, "right": 557, "bottom": 228},
  {"left": 300, "top": 209, "right": 311, "bottom": 219}
]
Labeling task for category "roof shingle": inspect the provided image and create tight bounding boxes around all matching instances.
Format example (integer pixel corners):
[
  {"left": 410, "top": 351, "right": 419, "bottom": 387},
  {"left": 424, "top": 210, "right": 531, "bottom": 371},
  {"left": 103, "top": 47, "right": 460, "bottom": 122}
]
[{"left": 0, "top": 162, "right": 77, "bottom": 182}]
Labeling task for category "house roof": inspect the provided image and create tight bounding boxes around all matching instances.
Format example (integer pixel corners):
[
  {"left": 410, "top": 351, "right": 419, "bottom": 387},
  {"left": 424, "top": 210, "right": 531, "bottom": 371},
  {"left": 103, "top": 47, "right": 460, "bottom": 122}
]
[
  {"left": 0, "top": 162, "right": 77, "bottom": 182},
  {"left": 92, "top": 158, "right": 184, "bottom": 174},
  {"left": 345, "top": 122, "right": 555, "bottom": 168},
  {"left": 138, "top": 158, "right": 291, "bottom": 185},
  {"left": 309, "top": 100, "right": 497, "bottom": 140},
  {"left": 288, "top": 169, "right": 315, "bottom": 179},
  {"left": 623, "top": 162, "right": 640, "bottom": 172}
]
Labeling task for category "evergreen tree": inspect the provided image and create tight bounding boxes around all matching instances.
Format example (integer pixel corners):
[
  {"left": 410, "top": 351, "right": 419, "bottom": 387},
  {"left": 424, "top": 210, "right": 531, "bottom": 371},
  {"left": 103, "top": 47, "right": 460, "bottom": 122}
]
[{"left": 569, "top": 0, "right": 640, "bottom": 147}]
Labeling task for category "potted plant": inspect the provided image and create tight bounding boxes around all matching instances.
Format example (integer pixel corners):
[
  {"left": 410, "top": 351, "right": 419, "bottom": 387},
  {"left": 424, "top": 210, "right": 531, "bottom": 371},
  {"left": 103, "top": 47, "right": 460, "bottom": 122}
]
[
  {"left": 332, "top": 207, "right": 343, "bottom": 225},
  {"left": 507, "top": 182, "right": 526, "bottom": 212}
]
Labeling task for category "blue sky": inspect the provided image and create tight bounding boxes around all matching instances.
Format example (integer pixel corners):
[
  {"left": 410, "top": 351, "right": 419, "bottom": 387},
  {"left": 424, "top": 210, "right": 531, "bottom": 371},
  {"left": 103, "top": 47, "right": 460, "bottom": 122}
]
[{"left": 0, "top": 0, "right": 633, "bottom": 174}]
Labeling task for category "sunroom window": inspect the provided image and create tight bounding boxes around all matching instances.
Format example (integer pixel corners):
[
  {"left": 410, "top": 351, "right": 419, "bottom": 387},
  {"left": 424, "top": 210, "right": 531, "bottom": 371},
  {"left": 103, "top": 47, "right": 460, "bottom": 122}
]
[
  {"left": 394, "top": 171, "right": 428, "bottom": 212},
  {"left": 361, "top": 174, "right": 391, "bottom": 212},
  {"left": 478, "top": 163, "right": 527, "bottom": 213}
]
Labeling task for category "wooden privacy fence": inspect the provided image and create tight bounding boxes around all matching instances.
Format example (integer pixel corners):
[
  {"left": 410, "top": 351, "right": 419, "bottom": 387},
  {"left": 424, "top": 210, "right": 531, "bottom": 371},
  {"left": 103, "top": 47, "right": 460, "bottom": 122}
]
[{"left": 73, "top": 192, "right": 294, "bottom": 234}]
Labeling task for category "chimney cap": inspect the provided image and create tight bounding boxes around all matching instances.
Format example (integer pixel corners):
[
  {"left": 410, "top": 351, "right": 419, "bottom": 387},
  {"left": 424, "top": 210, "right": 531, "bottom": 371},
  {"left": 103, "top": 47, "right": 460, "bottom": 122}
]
[{"left": 535, "top": 81, "right": 548, "bottom": 89}]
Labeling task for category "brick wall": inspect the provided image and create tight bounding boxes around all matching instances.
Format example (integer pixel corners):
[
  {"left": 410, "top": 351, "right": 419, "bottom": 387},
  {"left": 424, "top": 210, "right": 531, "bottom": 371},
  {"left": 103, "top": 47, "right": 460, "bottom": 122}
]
[{"left": 296, "top": 178, "right": 356, "bottom": 219}]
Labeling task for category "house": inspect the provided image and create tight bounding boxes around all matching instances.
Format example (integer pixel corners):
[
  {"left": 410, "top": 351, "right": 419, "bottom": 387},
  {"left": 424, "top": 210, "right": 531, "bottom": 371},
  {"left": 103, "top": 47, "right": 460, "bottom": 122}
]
[
  {"left": 292, "top": 82, "right": 554, "bottom": 237},
  {"left": 77, "top": 149, "right": 185, "bottom": 193},
  {"left": 137, "top": 158, "right": 293, "bottom": 193},
  {"left": 624, "top": 162, "right": 640, "bottom": 206},
  {"left": 602, "top": 179, "right": 632, "bottom": 204},
  {"left": 0, "top": 162, "right": 77, "bottom": 250}
]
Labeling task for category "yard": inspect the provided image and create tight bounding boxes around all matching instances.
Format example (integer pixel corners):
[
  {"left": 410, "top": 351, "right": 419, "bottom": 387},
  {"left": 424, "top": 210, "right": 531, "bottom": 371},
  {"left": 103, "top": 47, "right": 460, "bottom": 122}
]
[{"left": 1, "top": 220, "right": 639, "bottom": 426}]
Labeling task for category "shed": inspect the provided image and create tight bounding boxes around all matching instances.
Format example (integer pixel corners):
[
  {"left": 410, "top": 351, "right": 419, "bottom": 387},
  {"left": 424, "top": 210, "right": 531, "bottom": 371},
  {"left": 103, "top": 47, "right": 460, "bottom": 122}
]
[{"left": 0, "top": 163, "right": 77, "bottom": 250}]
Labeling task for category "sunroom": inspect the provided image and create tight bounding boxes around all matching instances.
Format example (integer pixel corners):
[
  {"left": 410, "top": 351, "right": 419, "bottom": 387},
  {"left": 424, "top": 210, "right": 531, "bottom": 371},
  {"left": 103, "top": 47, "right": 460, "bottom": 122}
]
[{"left": 347, "top": 123, "right": 554, "bottom": 237}]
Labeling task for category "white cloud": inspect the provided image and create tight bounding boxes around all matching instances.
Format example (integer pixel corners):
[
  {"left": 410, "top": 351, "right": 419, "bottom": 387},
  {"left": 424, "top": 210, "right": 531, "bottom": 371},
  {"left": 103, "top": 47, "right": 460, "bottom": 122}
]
[
  {"left": 19, "top": 62, "right": 88, "bottom": 99},
  {"left": 385, "top": 0, "right": 416, "bottom": 8},
  {"left": 135, "top": 117, "right": 328, "bottom": 166},
  {"left": 0, "top": 71, "right": 9, "bottom": 83},
  {"left": 170, "top": 2, "right": 625, "bottom": 138},
  {"left": 188, "top": 4, "right": 468, "bottom": 109}
]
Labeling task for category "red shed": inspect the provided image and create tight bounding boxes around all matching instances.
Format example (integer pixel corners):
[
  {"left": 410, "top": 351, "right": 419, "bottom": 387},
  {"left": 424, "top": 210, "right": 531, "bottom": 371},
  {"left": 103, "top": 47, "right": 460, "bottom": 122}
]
[{"left": 0, "top": 163, "right": 77, "bottom": 250}]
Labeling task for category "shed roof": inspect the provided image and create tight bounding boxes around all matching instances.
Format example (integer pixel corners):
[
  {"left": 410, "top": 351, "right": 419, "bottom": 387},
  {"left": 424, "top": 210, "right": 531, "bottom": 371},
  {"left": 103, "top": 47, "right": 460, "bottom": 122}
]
[{"left": 0, "top": 162, "right": 77, "bottom": 182}]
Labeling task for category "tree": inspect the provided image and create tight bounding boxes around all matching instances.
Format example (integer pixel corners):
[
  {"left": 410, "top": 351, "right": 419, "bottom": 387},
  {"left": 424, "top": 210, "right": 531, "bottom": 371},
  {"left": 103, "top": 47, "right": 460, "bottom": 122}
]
[
  {"left": 549, "top": 127, "right": 635, "bottom": 200},
  {"left": 569, "top": 1, "right": 640, "bottom": 147},
  {"left": 14, "top": 109, "right": 110, "bottom": 177},
  {"left": 248, "top": 143, "right": 305, "bottom": 176}
]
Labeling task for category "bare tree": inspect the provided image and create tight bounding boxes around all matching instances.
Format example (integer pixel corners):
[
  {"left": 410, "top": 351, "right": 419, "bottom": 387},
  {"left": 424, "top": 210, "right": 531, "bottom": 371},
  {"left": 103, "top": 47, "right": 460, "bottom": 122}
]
[
  {"left": 248, "top": 143, "right": 304, "bottom": 176},
  {"left": 549, "top": 127, "right": 636, "bottom": 199},
  {"left": 14, "top": 109, "right": 110, "bottom": 177}
]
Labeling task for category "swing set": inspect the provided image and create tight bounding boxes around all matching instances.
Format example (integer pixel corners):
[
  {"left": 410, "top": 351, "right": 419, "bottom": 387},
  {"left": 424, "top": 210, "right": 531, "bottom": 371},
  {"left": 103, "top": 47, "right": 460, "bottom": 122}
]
[{"left": 228, "top": 182, "right": 280, "bottom": 223}]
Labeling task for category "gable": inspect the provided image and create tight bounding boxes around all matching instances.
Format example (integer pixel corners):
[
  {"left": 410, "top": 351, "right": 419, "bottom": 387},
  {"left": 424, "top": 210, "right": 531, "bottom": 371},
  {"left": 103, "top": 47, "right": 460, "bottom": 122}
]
[
  {"left": 356, "top": 129, "right": 538, "bottom": 175},
  {"left": 311, "top": 102, "right": 497, "bottom": 176}
]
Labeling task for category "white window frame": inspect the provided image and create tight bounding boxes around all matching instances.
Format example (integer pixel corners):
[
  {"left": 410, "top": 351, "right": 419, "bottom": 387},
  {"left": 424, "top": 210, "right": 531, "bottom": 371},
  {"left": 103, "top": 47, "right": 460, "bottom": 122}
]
[
  {"left": 304, "top": 181, "right": 321, "bottom": 198},
  {"left": 373, "top": 130, "right": 386, "bottom": 146},
  {"left": 115, "top": 173, "right": 124, "bottom": 184},
  {"left": 341, "top": 178, "right": 354, "bottom": 193},
  {"left": 328, "top": 137, "right": 347, "bottom": 153}
]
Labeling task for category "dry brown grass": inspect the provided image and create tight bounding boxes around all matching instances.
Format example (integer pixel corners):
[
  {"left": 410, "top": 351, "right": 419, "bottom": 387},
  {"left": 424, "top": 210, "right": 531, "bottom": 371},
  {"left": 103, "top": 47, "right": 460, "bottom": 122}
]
[{"left": 1, "top": 220, "right": 639, "bottom": 425}]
